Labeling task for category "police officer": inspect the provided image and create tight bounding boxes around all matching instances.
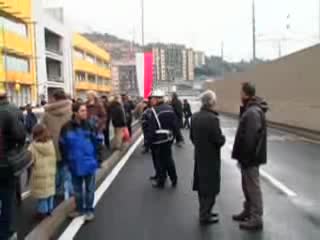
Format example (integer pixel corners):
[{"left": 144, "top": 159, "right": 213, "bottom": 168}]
[{"left": 145, "top": 90, "right": 179, "bottom": 189}]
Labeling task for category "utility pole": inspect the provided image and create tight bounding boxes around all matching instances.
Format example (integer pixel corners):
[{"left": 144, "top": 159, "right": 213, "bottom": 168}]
[
  {"left": 141, "top": 0, "right": 145, "bottom": 47},
  {"left": 221, "top": 41, "right": 224, "bottom": 61},
  {"left": 319, "top": 0, "right": 320, "bottom": 41},
  {"left": 252, "top": 0, "right": 257, "bottom": 63}
]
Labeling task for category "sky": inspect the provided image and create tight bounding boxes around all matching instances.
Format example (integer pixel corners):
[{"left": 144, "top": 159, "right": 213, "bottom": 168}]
[{"left": 59, "top": 0, "right": 319, "bottom": 61}]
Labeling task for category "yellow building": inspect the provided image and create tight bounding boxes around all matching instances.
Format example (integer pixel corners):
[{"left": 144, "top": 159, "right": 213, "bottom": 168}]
[
  {"left": 73, "top": 33, "right": 112, "bottom": 98},
  {"left": 0, "top": 0, "right": 37, "bottom": 106}
]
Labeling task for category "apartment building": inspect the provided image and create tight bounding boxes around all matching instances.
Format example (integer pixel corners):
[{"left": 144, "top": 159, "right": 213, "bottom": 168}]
[
  {"left": 187, "top": 48, "right": 195, "bottom": 81},
  {"left": 112, "top": 61, "right": 138, "bottom": 96},
  {"left": 0, "top": 0, "right": 37, "bottom": 106},
  {"left": 34, "top": 0, "right": 73, "bottom": 100},
  {"left": 194, "top": 51, "right": 205, "bottom": 68},
  {"left": 73, "top": 33, "right": 112, "bottom": 99}
]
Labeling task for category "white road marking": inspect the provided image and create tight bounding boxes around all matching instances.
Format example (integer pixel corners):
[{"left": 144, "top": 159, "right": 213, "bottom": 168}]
[
  {"left": 222, "top": 128, "right": 298, "bottom": 198},
  {"left": 22, "top": 191, "right": 31, "bottom": 200},
  {"left": 58, "top": 135, "right": 144, "bottom": 240}
]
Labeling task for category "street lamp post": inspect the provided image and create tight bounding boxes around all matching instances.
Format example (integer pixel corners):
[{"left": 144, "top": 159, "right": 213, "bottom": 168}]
[
  {"left": 252, "top": 0, "right": 257, "bottom": 63},
  {"left": 141, "top": 0, "right": 145, "bottom": 47}
]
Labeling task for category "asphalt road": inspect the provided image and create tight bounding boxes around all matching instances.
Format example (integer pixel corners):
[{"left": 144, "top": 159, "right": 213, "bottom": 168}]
[{"left": 70, "top": 114, "right": 320, "bottom": 240}]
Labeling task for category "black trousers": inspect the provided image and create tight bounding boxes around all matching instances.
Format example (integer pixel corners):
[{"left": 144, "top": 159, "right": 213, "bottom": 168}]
[
  {"left": 183, "top": 117, "right": 191, "bottom": 129},
  {"left": 127, "top": 120, "right": 132, "bottom": 137},
  {"left": 198, "top": 193, "right": 216, "bottom": 220},
  {"left": 150, "top": 146, "right": 160, "bottom": 178},
  {"left": 104, "top": 128, "right": 110, "bottom": 149},
  {"left": 153, "top": 142, "right": 177, "bottom": 185},
  {"left": 0, "top": 181, "right": 16, "bottom": 239}
]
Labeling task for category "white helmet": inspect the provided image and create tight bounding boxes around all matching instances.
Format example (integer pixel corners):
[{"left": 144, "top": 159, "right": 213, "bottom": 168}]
[{"left": 150, "top": 89, "right": 165, "bottom": 98}]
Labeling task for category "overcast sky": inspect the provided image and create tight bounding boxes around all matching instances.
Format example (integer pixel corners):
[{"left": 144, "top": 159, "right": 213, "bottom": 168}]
[{"left": 60, "top": 0, "right": 319, "bottom": 61}]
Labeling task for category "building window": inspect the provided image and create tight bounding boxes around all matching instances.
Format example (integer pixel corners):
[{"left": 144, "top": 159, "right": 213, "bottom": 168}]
[
  {"left": 88, "top": 74, "right": 96, "bottom": 84},
  {"left": 86, "top": 54, "right": 95, "bottom": 64},
  {"left": 0, "top": 16, "right": 28, "bottom": 37},
  {"left": 74, "top": 48, "right": 85, "bottom": 59},
  {"left": 76, "top": 72, "right": 86, "bottom": 82},
  {"left": 4, "top": 54, "right": 29, "bottom": 73}
]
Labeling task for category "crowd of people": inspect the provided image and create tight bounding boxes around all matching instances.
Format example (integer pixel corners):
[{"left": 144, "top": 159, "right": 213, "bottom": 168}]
[
  {"left": 0, "top": 82, "right": 267, "bottom": 239},
  {"left": 0, "top": 88, "right": 138, "bottom": 240}
]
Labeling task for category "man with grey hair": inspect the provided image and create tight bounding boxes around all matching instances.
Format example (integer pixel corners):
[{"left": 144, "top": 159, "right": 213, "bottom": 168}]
[{"left": 190, "top": 90, "right": 225, "bottom": 225}]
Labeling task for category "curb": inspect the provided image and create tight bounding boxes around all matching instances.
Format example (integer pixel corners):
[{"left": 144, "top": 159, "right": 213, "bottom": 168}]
[{"left": 26, "top": 129, "right": 142, "bottom": 240}]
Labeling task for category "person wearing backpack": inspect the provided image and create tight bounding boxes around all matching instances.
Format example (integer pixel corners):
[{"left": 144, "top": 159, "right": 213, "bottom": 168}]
[{"left": 0, "top": 89, "right": 26, "bottom": 240}]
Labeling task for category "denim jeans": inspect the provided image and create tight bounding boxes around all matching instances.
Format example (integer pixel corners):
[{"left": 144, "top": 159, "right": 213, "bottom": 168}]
[
  {"left": 56, "top": 164, "right": 74, "bottom": 200},
  {"left": 37, "top": 196, "right": 54, "bottom": 214},
  {"left": 72, "top": 174, "right": 96, "bottom": 214},
  {"left": 0, "top": 183, "right": 16, "bottom": 239}
]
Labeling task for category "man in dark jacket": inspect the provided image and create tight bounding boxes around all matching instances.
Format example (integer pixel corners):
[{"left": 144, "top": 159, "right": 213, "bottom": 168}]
[
  {"left": 183, "top": 99, "right": 192, "bottom": 129},
  {"left": 25, "top": 104, "right": 37, "bottom": 136},
  {"left": 145, "top": 90, "right": 179, "bottom": 189},
  {"left": 190, "top": 90, "right": 225, "bottom": 225},
  {"left": 171, "top": 93, "right": 184, "bottom": 146},
  {"left": 122, "top": 94, "right": 135, "bottom": 137},
  {"left": 109, "top": 96, "right": 127, "bottom": 150},
  {"left": 0, "top": 90, "right": 26, "bottom": 239},
  {"left": 232, "top": 82, "right": 268, "bottom": 231}
]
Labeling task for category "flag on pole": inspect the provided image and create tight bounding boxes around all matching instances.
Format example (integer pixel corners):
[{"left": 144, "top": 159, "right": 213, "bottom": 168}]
[{"left": 136, "top": 52, "right": 153, "bottom": 99}]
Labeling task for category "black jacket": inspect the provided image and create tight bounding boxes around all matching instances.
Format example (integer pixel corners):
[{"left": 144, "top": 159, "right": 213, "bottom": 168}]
[
  {"left": 0, "top": 99, "right": 26, "bottom": 185},
  {"left": 123, "top": 101, "right": 135, "bottom": 124},
  {"left": 232, "top": 97, "right": 268, "bottom": 168},
  {"left": 171, "top": 98, "right": 183, "bottom": 128},
  {"left": 190, "top": 108, "right": 225, "bottom": 195},
  {"left": 144, "top": 103, "right": 179, "bottom": 147},
  {"left": 183, "top": 102, "right": 192, "bottom": 118},
  {"left": 109, "top": 101, "right": 126, "bottom": 128}
]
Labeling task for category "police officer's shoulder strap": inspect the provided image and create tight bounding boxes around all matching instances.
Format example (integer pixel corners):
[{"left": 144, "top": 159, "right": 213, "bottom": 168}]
[{"left": 151, "top": 107, "right": 162, "bottom": 129}]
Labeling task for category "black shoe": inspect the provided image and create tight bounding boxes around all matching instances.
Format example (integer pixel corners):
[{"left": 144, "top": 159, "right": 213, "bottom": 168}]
[
  {"left": 200, "top": 216, "right": 219, "bottom": 225},
  {"left": 232, "top": 211, "right": 250, "bottom": 222},
  {"left": 149, "top": 176, "right": 158, "bottom": 180},
  {"left": 210, "top": 212, "right": 219, "bottom": 217},
  {"left": 172, "top": 180, "right": 178, "bottom": 188},
  {"left": 152, "top": 182, "right": 165, "bottom": 189}
]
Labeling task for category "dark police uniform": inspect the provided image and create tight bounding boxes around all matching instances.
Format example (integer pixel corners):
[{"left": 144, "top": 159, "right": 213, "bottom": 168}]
[{"left": 145, "top": 102, "right": 179, "bottom": 188}]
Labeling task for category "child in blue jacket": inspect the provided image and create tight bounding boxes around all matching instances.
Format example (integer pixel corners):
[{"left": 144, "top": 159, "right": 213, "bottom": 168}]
[{"left": 59, "top": 102, "right": 98, "bottom": 221}]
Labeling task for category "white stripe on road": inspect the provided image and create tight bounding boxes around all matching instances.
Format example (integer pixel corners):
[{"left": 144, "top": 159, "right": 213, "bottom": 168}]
[
  {"left": 22, "top": 190, "right": 31, "bottom": 200},
  {"left": 223, "top": 129, "right": 298, "bottom": 198},
  {"left": 58, "top": 135, "right": 144, "bottom": 240},
  {"left": 260, "top": 170, "right": 297, "bottom": 197}
]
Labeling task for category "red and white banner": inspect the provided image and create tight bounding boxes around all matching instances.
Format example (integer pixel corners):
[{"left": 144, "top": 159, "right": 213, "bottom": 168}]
[{"left": 136, "top": 52, "right": 153, "bottom": 99}]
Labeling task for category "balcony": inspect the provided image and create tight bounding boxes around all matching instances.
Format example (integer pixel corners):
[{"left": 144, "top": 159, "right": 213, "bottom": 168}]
[
  {"left": 74, "top": 59, "right": 111, "bottom": 79},
  {"left": 0, "top": 30, "right": 33, "bottom": 56},
  {"left": 48, "top": 75, "right": 63, "bottom": 83}
]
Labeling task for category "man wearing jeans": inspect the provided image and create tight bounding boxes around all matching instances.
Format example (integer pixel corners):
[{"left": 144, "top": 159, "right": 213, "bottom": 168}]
[
  {"left": 232, "top": 82, "right": 268, "bottom": 231},
  {"left": 0, "top": 89, "right": 26, "bottom": 239},
  {"left": 60, "top": 102, "right": 98, "bottom": 221}
]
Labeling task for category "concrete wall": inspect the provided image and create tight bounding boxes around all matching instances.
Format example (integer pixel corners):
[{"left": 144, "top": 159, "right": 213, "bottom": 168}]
[{"left": 208, "top": 44, "right": 320, "bottom": 131}]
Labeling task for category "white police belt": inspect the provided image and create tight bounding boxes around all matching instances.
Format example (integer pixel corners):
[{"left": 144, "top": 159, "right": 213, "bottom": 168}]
[{"left": 153, "top": 129, "right": 174, "bottom": 145}]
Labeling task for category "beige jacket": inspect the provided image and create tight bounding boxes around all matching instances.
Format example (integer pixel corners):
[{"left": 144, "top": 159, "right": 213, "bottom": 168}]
[
  {"left": 42, "top": 100, "right": 72, "bottom": 161},
  {"left": 29, "top": 141, "right": 57, "bottom": 199}
]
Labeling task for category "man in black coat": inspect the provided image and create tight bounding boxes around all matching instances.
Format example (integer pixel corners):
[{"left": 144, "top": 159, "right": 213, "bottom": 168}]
[
  {"left": 232, "top": 82, "right": 268, "bottom": 231},
  {"left": 145, "top": 90, "right": 179, "bottom": 189},
  {"left": 183, "top": 99, "right": 192, "bottom": 129},
  {"left": 190, "top": 90, "right": 225, "bottom": 225},
  {"left": 171, "top": 93, "right": 184, "bottom": 146},
  {"left": 122, "top": 94, "right": 135, "bottom": 137},
  {"left": 0, "top": 90, "right": 26, "bottom": 239}
]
